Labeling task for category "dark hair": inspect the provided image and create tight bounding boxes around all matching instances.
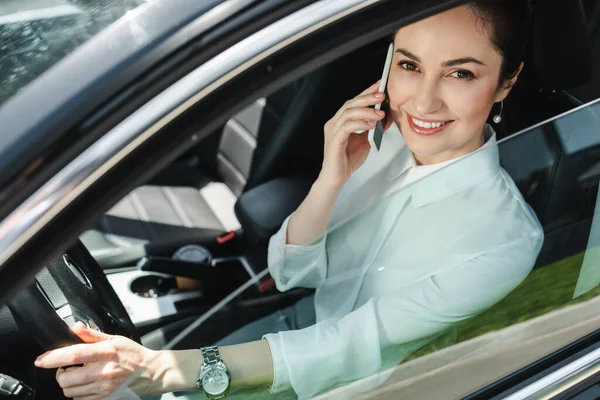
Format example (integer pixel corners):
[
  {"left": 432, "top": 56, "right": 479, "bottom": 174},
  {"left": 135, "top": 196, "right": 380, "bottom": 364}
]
[{"left": 466, "top": 0, "right": 533, "bottom": 88}]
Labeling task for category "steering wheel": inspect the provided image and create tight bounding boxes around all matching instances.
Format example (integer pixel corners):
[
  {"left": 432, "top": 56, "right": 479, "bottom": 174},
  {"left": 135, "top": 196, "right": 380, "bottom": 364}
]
[{"left": 7, "top": 240, "right": 139, "bottom": 351}]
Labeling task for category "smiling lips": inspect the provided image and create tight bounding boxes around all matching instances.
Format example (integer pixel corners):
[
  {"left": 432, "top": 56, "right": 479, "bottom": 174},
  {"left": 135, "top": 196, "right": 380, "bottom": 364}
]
[{"left": 407, "top": 113, "right": 454, "bottom": 136}]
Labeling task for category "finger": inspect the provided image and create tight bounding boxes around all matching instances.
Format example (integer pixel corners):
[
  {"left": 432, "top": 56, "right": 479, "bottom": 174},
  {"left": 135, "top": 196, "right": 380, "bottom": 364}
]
[
  {"left": 334, "top": 120, "right": 377, "bottom": 144},
  {"left": 337, "top": 106, "right": 385, "bottom": 127},
  {"left": 63, "top": 381, "right": 104, "bottom": 398},
  {"left": 56, "top": 366, "right": 74, "bottom": 380},
  {"left": 73, "top": 395, "right": 105, "bottom": 400},
  {"left": 72, "top": 323, "right": 113, "bottom": 344},
  {"left": 333, "top": 107, "right": 385, "bottom": 134},
  {"left": 35, "top": 343, "right": 109, "bottom": 369},
  {"left": 341, "top": 93, "right": 386, "bottom": 117},
  {"left": 57, "top": 363, "right": 103, "bottom": 388},
  {"left": 62, "top": 381, "right": 100, "bottom": 397},
  {"left": 70, "top": 379, "right": 128, "bottom": 400}
]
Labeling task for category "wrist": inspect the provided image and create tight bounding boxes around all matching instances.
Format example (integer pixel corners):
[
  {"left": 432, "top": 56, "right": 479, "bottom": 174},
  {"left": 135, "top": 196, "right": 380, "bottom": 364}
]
[
  {"left": 153, "top": 349, "right": 204, "bottom": 393},
  {"left": 314, "top": 173, "right": 346, "bottom": 194}
]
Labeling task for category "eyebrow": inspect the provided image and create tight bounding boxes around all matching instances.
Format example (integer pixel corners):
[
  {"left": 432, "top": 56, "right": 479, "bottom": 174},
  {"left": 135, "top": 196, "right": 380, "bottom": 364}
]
[
  {"left": 395, "top": 48, "right": 486, "bottom": 67},
  {"left": 442, "top": 57, "right": 486, "bottom": 67},
  {"left": 395, "top": 48, "right": 420, "bottom": 62}
]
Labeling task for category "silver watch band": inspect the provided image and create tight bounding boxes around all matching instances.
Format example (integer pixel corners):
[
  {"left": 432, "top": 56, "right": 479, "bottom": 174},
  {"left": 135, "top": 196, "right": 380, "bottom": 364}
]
[{"left": 201, "top": 345, "right": 222, "bottom": 365}]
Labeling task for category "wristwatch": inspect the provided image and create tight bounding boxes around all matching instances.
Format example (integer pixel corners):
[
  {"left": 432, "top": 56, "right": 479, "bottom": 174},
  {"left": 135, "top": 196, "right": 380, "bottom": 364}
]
[{"left": 197, "top": 346, "right": 231, "bottom": 399}]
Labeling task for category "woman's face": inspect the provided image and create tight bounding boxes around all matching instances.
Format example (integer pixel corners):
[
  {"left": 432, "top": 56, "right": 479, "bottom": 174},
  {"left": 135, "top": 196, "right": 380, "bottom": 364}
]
[{"left": 389, "top": 6, "right": 519, "bottom": 164}]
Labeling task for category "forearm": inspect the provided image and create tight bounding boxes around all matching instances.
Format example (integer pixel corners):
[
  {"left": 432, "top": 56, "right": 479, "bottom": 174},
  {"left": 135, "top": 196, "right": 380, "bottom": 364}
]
[
  {"left": 157, "top": 339, "right": 274, "bottom": 393},
  {"left": 286, "top": 177, "right": 342, "bottom": 245}
]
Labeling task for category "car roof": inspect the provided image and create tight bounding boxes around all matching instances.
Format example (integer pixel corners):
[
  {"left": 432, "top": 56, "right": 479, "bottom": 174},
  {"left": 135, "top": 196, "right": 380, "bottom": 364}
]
[{"left": 0, "top": 0, "right": 234, "bottom": 191}]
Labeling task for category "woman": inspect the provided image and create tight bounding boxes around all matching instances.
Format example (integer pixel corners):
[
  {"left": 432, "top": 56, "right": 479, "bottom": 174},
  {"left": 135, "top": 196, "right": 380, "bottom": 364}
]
[{"left": 35, "top": 1, "right": 543, "bottom": 399}]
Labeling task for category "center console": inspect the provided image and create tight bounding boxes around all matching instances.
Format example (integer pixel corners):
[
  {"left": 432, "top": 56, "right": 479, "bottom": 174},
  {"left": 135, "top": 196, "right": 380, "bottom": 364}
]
[{"left": 106, "top": 254, "right": 263, "bottom": 333}]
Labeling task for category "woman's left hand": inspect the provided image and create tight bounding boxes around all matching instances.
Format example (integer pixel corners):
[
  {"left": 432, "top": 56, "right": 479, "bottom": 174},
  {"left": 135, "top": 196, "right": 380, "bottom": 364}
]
[{"left": 35, "top": 322, "right": 163, "bottom": 399}]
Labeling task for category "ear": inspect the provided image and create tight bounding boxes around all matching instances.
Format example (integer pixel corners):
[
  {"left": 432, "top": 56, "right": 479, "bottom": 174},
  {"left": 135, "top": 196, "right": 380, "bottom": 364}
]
[{"left": 494, "top": 62, "right": 524, "bottom": 103}]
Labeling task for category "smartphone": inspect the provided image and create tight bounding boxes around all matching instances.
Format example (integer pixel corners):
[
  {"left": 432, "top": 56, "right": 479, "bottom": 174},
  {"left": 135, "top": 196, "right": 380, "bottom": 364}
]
[{"left": 368, "top": 43, "right": 394, "bottom": 151}]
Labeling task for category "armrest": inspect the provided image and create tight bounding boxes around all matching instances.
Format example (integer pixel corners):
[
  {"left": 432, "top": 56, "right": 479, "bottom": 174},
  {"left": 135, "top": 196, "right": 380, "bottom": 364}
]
[{"left": 234, "top": 177, "right": 312, "bottom": 244}]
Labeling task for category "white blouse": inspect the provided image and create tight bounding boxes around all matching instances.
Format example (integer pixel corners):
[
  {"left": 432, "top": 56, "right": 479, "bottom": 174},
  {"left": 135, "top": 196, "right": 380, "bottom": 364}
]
[{"left": 264, "top": 123, "right": 544, "bottom": 399}]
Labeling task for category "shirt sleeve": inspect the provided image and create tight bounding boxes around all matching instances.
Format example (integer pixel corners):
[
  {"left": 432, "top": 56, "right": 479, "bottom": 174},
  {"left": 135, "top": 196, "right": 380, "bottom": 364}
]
[
  {"left": 267, "top": 213, "right": 329, "bottom": 291},
  {"left": 265, "top": 234, "right": 542, "bottom": 399}
]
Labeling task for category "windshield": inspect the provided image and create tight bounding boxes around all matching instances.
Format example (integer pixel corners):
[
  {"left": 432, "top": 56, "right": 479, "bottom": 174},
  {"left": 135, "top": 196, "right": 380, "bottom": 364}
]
[{"left": 0, "top": 0, "right": 146, "bottom": 107}]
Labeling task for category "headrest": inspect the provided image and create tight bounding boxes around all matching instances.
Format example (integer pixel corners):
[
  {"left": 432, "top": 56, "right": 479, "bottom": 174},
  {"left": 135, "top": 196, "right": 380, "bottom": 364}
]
[{"left": 527, "top": 0, "right": 592, "bottom": 90}]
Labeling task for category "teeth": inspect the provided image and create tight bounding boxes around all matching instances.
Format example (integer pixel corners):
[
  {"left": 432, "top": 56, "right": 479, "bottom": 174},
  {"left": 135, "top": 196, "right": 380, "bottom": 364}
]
[{"left": 411, "top": 117, "right": 447, "bottom": 129}]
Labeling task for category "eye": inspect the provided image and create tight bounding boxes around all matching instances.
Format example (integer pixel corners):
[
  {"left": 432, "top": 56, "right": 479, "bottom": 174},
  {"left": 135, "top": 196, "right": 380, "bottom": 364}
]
[
  {"left": 450, "top": 69, "right": 475, "bottom": 80},
  {"left": 398, "top": 61, "right": 420, "bottom": 72}
]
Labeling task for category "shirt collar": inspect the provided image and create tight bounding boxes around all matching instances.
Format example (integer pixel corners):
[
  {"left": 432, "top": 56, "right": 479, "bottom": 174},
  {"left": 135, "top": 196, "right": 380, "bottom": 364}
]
[{"left": 386, "top": 124, "right": 500, "bottom": 207}]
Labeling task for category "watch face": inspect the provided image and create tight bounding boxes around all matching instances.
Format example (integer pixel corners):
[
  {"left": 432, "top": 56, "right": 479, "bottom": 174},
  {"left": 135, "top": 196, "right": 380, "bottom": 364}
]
[{"left": 202, "top": 368, "right": 229, "bottom": 396}]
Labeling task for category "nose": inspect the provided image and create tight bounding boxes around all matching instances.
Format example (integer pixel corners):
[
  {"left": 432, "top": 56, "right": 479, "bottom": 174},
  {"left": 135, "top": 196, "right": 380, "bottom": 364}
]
[{"left": 411, "top": 77, "right": 443, "bottom": 116}]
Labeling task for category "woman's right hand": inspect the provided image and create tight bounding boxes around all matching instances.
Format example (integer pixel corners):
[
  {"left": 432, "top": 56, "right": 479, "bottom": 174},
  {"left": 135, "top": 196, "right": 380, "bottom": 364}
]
[
  {"left": 279, "top": 82, "right": 387, "bottom": 246},
  {"left": 319, "top": 81, "right": 387, "bottom": 188},
  {"left": 35, "top": 322, "right": 170, "bottom": 399}
]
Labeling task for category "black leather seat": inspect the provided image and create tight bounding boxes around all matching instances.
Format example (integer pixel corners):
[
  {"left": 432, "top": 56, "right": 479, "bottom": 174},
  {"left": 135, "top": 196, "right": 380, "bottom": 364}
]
[
  {"left": 496, "top": 0, "right": 591, "bottom": 139},
  {"left": 81, "top": 68, "right": 330, "bottom": 268}
]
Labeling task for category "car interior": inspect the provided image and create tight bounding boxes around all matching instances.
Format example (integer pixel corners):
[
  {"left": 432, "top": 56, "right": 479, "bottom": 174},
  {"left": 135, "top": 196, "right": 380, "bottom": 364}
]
[{"left": 4, "top": 0, "right": 600, "bottom": 398}]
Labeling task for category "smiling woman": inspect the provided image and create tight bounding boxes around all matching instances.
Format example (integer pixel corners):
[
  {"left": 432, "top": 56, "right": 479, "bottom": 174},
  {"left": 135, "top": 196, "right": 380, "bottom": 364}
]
[{"left": 389, "top": 1, "right": 530, "bottom": 164}]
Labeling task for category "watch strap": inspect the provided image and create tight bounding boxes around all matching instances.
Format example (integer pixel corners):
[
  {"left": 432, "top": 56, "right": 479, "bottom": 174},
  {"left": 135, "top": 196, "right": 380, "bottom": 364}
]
[{"left": 201, "top": 345, "right": 222, "bottom": 365}]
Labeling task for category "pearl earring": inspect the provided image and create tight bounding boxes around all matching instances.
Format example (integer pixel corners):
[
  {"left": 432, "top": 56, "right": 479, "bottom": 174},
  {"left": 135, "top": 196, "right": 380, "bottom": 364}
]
[{"left": 493, "top": 100, "right": 503, "bottom": 124}]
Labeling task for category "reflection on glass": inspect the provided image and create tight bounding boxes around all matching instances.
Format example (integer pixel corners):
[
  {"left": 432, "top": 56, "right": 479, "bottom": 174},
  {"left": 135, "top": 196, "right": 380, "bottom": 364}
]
[
  {"left": 63, "top": 97, "right": 600, "bottom": 400},
  {"left": 0, "top": 0, "right": 146, "bottom": 106}
]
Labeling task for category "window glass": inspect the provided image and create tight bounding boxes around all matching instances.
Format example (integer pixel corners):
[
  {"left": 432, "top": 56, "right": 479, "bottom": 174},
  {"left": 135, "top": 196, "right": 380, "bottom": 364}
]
[
  {"left": 204, "top": 97, "right": 600, "bottom": 400},
  {"left": 0, "top": 0, "right": 146, "bottom": 106},
  {"left": 120, "top": 96, "right": 600, "bottom": 400},
  {"left": 113, "top": 100, "right": 599, "bottom": 400}
]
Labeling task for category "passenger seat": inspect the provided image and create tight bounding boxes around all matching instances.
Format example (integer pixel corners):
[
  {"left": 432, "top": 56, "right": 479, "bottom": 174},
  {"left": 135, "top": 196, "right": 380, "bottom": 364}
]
[{"left": 81, "top": 68, "right": 329, "bottom": 268}]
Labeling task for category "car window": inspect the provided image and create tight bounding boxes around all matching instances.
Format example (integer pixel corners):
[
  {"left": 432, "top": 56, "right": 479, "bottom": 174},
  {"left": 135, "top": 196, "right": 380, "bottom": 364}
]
[{"left": 0, "top": 0, "right": 146, "bottom": 107}]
